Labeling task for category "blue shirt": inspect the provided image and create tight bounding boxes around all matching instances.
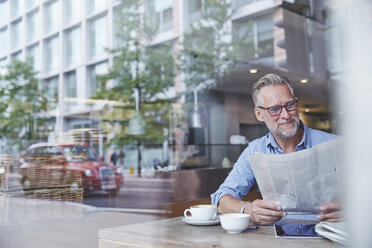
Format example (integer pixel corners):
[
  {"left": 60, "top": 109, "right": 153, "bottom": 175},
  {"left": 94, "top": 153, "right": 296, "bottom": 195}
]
[{"left": 211, "top": 122, "right": 338, "bottom": 207}]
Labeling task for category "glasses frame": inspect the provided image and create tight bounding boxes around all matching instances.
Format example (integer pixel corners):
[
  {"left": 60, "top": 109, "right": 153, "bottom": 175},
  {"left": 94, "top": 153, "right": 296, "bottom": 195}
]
[{"left": 257, "top": 98, "right": 298, "bottom": 116}]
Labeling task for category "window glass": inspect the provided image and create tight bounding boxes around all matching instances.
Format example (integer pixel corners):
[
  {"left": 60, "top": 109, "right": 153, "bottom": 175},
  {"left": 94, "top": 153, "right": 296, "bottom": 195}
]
[
  {"left": 26, "top": 44, "right": 40, "bottom": 71},
  {"left": 0, "top": 57, "right": 7, "bottom": 76},
  {"left": 256, "top": 13, "right": 274, "bottom": 59},
  {"left": 64, "top": 0, "right": 81, "bottom": 25},
  {"left": 235, "top": 0, "right": 254, "bottom": 8},
  {"left": 64, "top": 71, "right": 76, "bottom": 98},
  {"left": 44, "top": 1, "right": 59, "bottom": 34},
  {"left": 44, "top": 36, "right": 59, "bottom": 73},
  {"left": 88, "top": 16, "right": 107, "bottom": 59},
  {"left": 87, "top": 62, "right": 107, "bottom": 97},
  {"left": 11, "top": 19, "right": 22, "bottom": 50},
  {"left": 65, "top": 27, "right": 81, "bottom": 66},
  {"left": 11, "top": 51, "right": 22, "bottom": 60},
  {"left": 232, "top": 13, "right": 273, "bottom": 61},
  {"left": 0, "top": 1, "right": 9, "bottom": 27},
  {"left": 11, "top": 0, "right": 23, "bottom": 18},
  {"left": 86, "top": 0, "right": 106, "bottom": 15},
  {"left": 189, "top": 0, "right": 202, "bottom": 22},
  {"left": 25, "top": 0, "right": 37, "bottom": 10},
  {"left": 0, "top": 28, "right": 8, "bottom": 56},
  {"left": 26, "top": 10, "right": 39, "bottom": 42},
  {"left": 44, "top": 76, "right": 59, "bottom": 102},
  {"left": 146, "top": 0, "right": 173, "bottom": 33}
]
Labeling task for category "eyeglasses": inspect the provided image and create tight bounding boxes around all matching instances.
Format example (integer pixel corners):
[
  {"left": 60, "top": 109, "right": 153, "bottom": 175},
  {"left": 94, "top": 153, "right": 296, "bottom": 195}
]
[{"left": 257, "top": 98, "right": 298, "bottom": 116}]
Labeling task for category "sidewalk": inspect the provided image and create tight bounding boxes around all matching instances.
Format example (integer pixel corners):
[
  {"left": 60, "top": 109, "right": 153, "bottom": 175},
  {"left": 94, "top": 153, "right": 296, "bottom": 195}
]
[{"left": 0, "top": 201, "right": 166, "bottom": 248}]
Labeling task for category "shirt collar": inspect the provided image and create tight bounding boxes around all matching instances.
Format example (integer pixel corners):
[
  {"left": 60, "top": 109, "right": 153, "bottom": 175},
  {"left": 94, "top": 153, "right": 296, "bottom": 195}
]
[{"left": 265, "top": 121, "right": 308, "bottom": 150}]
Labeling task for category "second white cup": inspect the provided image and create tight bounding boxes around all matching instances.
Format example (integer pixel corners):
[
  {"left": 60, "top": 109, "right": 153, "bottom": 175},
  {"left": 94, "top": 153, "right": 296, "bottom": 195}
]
[{"left": 184, "top": 204, "right": 217, "bottom": 221}]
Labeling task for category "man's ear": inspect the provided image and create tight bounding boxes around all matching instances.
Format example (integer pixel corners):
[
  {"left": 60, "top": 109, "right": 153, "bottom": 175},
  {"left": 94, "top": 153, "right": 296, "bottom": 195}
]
[{"left": 254, "top": 108, "right": 265, "bottom": 122}]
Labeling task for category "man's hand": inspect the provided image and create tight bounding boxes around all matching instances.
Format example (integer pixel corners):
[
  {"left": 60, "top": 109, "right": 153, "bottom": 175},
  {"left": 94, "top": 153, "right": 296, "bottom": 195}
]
[
  {"left": 247, "top": 199, "right": 286, "bottom": 225},
  {"left": 317, "top": 202, "right": 341, "bottom": 222}
]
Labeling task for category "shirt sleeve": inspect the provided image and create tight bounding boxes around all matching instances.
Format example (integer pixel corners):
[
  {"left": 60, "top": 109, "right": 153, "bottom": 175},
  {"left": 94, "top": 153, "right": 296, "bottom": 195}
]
[{"left": 210, "top": 145, "right": 257, "bottom": 206}]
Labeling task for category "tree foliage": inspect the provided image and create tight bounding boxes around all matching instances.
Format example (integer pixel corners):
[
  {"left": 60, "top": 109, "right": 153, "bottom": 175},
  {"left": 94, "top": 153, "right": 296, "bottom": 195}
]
[
  {"left": 0, "top": 58, "right": 49, "bottom": 151},
  {"left": 94, "top": 0, "right": 176, "bottom": 146},
  {"left": 181, "top": 0, "right": 257, "bottom": 90}
]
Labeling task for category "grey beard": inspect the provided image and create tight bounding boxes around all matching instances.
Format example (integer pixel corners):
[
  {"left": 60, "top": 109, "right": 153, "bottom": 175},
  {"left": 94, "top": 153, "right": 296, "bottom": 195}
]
[{"left": 270, "top": 117, "right": 300, "bottom": 138}]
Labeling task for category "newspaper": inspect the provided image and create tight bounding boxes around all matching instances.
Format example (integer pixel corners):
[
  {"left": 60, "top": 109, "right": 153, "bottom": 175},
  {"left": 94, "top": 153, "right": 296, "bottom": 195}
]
[
  {"left": 248, "top": 138, "right": 342, "bottom": 214},
  {"left": 315, "top": 221, "right": 348, "bottom": 245}
]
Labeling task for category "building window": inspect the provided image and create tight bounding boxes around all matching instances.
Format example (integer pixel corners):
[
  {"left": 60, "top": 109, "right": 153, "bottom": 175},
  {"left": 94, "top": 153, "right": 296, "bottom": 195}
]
[
  {"left": 0, "top": 57, "right": 7, "bottom": 76},
  {"left": 0, "top": 1, "right": 9, "bottom": 27},
  {"left": 64, "top": 71, "right": 76, "bottom": 98},
  {"left": 146, "top": 0, "right": 173, "bottom": 33},
  {"left": 234, "top": 0, "right": 255, "bottom": 8},
  {"left": 11, "top": 19, "right": 23, "bottom": 50},
  {"left": 87, "top": 62, "right": 107, "bottom": 98},
  {"left": 64, "top": 27, "right": 81, "bottom": 67},
  {"left": 256, "top": 14, "right": 274, "bottom": 59},
  {"left": 11, "top": 50, "right": 22, "bottom": 60},
  {"left": 26, "top": 43, "right": 40, "bottom": 71},
  {"left": 64, "top": 0, "right": 81, "bottom": 25},
  {"left": 88, "top": 16, "right": 107, "bottom": 59},
  {"left": 25, "top": 0, "right": 37, "bottom": 10},
  {"left": 0, "top": 28, "right": 8, "bottom": 56},
  {"left": 11, "top": 0, "right": 23, "bottom": 18},
  {"left": 26, "top": 10, "right": 39, "bottom": 43},
  {"left": 44, "top": 36, "right": 59, "bottom": 73},
  {"left": 189, "top": 0, "right": 202, "bottom": 23},
  {"left": 44, "top": 1, "right": 59, "bottom": 34},
  {"left": 233, "top": 13, "right": 273, "bottom": 61},
  {"left": 86, "top": 0, "right": 106, "bottom": 15},
  {"left": 44, "top": 76, "right": 59, "bottom": 102}
]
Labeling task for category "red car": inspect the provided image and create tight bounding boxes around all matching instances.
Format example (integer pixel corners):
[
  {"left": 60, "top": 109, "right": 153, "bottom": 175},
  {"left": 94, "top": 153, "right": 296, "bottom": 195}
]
[{"left": 20, "top": 143, "right": 124, "bottom": 195}]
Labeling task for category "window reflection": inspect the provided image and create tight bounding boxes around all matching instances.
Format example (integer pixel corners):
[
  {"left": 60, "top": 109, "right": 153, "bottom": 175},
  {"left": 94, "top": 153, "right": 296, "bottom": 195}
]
[
  {"left": 11, "top": 19, "right": 22, "bottom": 50},
  {"left": 44, "top": 76, "right": 59, "bottom": 104},
  {"left": 88, "top": 16, "right": 107, "bottom": 59},
  {"left": 26, "top": 44, "right": 40, "bottom": 71},
  {"left": 232, "top": 12, "right": 274, "bottom": 64},
  {"left": 44, "top": 36, "right": 59, "bottom": 73},
  {"left": 145, "top": 0, "right": 173, "bottom": 33},
  {"left": 86, "top": 0, "right": 106, "bottom": 15},
  {"left": 26, "top": 10, "right": 39, "bottom": 42},
  {"left": 0, "top": 0, "right": 345, "bottom": 231},
  {"left": 0, "top": 0, "right": 9, "bottom": 27},
  {"left": 64, "top": 27, "right": 81, "bottom": 66},
  {"left": 87, "top": 62, "right": 107, "bottom": 98},
  {"left": 0, "top": 27, "right": 8, "bottom": 56},
  {"left": 44, "top": 1, "right": 59, "bottom": 34},
  {"left": 64, "top": 0, "right": 81, "bottom": 25}
]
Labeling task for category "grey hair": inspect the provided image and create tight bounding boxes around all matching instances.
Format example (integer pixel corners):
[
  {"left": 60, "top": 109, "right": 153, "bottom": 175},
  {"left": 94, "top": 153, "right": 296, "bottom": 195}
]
[{"left": 251, "top": 73, "right": 295, "bottom": 106}]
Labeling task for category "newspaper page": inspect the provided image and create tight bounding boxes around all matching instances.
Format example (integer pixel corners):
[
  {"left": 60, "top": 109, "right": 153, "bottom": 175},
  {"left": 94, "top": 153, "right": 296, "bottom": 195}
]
[{"left": 248, "top": 138, "right": 342, "bottom": 214}]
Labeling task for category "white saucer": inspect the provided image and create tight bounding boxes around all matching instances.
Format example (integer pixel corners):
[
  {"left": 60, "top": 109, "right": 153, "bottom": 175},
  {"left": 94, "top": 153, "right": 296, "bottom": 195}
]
[{"left": 182, "top": 216, "right": 220, "bottom": 226}]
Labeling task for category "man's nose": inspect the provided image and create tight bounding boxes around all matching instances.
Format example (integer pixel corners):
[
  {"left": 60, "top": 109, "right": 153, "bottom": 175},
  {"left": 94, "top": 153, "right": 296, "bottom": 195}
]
[{"left": 280, "top": 106, "right": 291, "bottom": 118}]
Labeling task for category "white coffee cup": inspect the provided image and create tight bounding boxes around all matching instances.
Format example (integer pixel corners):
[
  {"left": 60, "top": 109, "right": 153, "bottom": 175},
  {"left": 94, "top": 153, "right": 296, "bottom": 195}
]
[
  {"left": 184, "top": 204, "right": 217, "bottom": 221},
  {"left": 220, "top": 213, "right": 250, "bottom": 234}
]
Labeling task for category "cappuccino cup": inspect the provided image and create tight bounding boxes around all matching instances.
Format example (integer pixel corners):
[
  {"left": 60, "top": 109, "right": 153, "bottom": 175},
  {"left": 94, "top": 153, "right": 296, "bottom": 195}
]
[{"left": 184, "top": 204, "right": 217, "bottom": 221}]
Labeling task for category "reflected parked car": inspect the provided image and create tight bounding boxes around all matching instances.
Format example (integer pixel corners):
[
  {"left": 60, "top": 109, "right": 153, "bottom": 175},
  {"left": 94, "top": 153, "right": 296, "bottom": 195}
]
[{"left": 20, "top": 143, "right": 124, "bottom": 195}]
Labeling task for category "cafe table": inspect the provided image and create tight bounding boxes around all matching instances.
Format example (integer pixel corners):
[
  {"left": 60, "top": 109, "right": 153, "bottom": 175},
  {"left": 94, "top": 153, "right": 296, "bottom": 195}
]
[{"left": 99, "top": 216, "right": 339, "bottom": 248}]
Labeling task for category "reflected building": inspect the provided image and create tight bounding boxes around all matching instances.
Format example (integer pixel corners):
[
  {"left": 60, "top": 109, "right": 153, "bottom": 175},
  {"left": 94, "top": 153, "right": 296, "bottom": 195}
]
[{"left": 0, "top": 0, "right": 334, "bottom": 168}]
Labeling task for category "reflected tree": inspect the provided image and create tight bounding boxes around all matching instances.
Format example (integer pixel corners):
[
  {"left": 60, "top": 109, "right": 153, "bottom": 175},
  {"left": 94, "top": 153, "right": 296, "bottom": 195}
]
[
  {"left": 0, "top": 58, "right": 49, "bottom": 152},
  {"left": 181, "top": 0, "right": 260, "bottom": 89},
  {"left": 94, "top": 0, "right": 175, "bottom": 146}
]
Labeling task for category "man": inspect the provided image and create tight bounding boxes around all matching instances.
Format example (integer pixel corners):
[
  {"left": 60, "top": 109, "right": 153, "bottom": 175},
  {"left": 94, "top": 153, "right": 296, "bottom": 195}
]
[
  {"left": 211, "top": 73, "right": 341, "bottom": 225},
  {"left": 110, "top": 151, "right": 118, "bottom": 166}
]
